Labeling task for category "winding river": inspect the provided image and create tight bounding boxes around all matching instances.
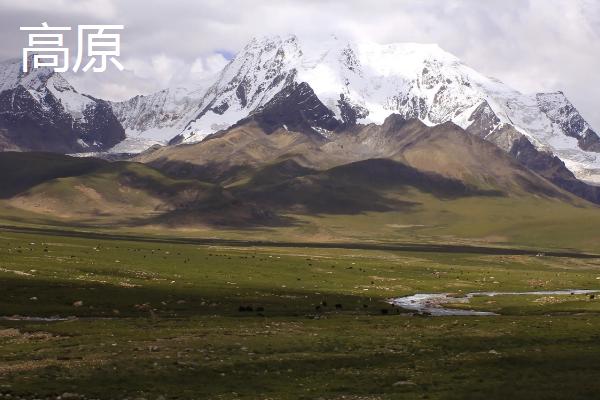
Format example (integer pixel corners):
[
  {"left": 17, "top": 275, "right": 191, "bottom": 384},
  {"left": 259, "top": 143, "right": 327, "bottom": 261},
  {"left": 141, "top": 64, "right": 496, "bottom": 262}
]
[{"left": 389, "top": 289, "right": 599, "bottom": 316}]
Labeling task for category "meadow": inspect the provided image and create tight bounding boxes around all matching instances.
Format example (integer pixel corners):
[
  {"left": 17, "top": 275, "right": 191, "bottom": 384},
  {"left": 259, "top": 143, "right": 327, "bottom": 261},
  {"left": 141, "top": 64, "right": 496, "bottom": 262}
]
[{"left": 1, "top": 227, "right": 600, "bottom": 399}]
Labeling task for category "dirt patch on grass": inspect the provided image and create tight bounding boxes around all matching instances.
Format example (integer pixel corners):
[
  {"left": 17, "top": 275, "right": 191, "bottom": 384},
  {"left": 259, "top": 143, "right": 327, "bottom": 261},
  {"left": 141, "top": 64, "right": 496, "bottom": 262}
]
[
  {"left": 0, "top": 328, "right": 61, "bottom": 345},
  {"left": 533, "top": 296, "right": 571, "bottom": 305},
  {"left": 0, "top": 328, "right": 20, "bottom": 338},
  {"left": 0, "top": 355, "right": 105, "bottom": 375},
  {"left": 74, "top": 184, "right": 104, "bottom": 202}
]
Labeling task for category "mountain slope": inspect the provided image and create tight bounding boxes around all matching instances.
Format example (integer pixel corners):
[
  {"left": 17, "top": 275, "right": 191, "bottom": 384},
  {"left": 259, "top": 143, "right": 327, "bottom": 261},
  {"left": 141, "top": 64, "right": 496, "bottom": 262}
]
[
  {"left": 115, "top": 35, "right": 600, "bottom": 185},
  {"left": 138, "top": 114, "right": 582, "bottom": 207},
  {"left": 2, "top": 143, "right": 600, "bottom": 251},
  {"left": 110, "top": 83, "right": 211, "bottom": 153},
  {"left": 0, "top": 152, "right": 239, "bottom": 224},
  {"left": 329, "top": 116, "right": 585, "bottom": 201},
  {"left": 234, "top": 158, "right": 499, "bottom": 215},
  {"left": 4, "top": 112, "right": 581, "bottom": 218},
  {"left": 137, "top": 120, "right": 334, "bottom": 186},
  {"left": 0, "top": 152, "right": 107, "bottom": 198},
  {"left": 0, "top": 58, "right": 124, "bottom": 153}
]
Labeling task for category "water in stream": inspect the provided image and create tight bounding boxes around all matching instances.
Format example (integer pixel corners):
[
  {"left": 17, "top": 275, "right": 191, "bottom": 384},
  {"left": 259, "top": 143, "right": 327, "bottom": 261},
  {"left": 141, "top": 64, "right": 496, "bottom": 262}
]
[{"left": 389, "top": 289, "right": 599, "bottom": 316}]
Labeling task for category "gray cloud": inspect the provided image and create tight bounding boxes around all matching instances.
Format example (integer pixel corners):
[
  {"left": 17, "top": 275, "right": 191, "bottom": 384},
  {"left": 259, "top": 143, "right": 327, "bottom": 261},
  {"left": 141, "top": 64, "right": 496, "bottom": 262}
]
[{"left": 0, "top": 0, "right": 598, "bottom": 128}]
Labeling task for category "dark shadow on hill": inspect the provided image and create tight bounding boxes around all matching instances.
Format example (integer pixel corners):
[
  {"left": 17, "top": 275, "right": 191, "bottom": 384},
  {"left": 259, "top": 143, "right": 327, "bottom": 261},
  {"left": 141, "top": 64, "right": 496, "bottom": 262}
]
[
  {"left": 0, "top": 152, "right": 107, "bottom": 198},
  {"left": 137, "top": 201, "right": 297, "bottom": 229},
  {"left": 234, "top": 158, "right": 503, "bottom": 216},
  {"left": 510, "top": 135, "right": 600, "bottom": 204},
  {"left": 322, "top": 158, "right": 503, "bottom": 199},
  {"left": 87, "top": 158, "right": 496, "bottom": 228},
  {"left": 145, "top": 158, "right": 256, "bottom": 185},
  {"left": 145, "top": 156, "right": 319, "bottom": 187},
  {"left": 247, "top": 159, "right": 317, "bottom": 186}
]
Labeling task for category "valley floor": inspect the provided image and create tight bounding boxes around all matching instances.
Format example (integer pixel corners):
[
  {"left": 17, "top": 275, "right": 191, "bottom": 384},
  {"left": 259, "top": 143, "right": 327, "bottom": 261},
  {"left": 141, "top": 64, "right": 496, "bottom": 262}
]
[{"left": 1, "top": 228, "right": 600, "bottom": 399}]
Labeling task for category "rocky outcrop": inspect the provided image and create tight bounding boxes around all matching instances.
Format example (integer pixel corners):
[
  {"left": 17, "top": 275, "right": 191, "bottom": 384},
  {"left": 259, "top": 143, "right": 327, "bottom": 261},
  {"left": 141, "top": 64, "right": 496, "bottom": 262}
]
[
  {"left": 0, "top": 59, "right": 124, "bottom": 153},
  {"left": 509, "top": 135, "right": 600, "bottom": 203}
]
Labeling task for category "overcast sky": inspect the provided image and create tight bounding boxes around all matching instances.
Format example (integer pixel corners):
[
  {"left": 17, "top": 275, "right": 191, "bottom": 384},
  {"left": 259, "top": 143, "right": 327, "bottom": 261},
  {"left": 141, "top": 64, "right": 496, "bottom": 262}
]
[{"left": 0, "top": 0, "right": 598, "bottom": 129}]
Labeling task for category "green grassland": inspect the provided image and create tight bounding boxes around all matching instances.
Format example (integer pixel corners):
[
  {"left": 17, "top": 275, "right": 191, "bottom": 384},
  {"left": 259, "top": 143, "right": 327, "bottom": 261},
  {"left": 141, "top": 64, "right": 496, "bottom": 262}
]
[
  {"left": 267, "top": 193, "right": 600, "bottom": 252},
  {"left": 1, "top": 228, "right": 600, "bottom": 399}
]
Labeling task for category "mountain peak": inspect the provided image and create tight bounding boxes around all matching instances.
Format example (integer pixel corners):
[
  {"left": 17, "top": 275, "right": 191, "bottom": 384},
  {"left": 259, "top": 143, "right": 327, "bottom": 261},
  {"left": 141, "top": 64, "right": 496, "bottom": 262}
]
[
  {"left": 0, "top": 57, "right": 56, "bottom": 93},
  {"left": 247, "top": 34, "right": 299, "bottom": 47},
  {"left": 0, "top": 56, "right": 124, "bottom": 153},
  {"left": 109, "top": 35, "right": 600, "bottom": 185}
]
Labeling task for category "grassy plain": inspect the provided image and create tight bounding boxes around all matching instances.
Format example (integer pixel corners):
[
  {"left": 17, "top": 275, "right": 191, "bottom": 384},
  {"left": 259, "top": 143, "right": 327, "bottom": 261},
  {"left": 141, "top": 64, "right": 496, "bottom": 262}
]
[{"left": 1, "top": 228, "right": 600, "bottom": 399}]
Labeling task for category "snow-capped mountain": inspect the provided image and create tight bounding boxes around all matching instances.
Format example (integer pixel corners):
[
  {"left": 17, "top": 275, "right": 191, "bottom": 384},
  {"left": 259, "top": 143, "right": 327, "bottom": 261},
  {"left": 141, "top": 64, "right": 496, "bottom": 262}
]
[
  {"left": 114, "top": 35, "right": 600, "bottom": 184},
  {"left": 110, "top": 83, "right": 210, "bottom": 153},
  {"left": 2, "top": 36, "right": 598, "bottom": 185},
  {"left": 0, "top": 58, "right": 124, "bottom": 153}
]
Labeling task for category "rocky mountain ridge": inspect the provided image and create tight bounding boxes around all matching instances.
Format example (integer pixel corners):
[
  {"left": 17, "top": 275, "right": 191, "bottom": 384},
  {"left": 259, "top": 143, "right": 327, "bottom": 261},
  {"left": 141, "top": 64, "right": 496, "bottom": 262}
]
[
  {"left": 111, "top": 35, "right": 600, "bottom": 185},
  {"left": 0, "top": 58, "right": 124, "bottom": 153}
]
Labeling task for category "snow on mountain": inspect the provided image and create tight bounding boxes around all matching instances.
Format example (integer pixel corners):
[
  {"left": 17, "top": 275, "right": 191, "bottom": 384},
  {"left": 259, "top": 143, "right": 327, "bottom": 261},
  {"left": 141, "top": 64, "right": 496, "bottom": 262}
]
[
  {"left": 171, "top": 34, "right": 495, "bottom": 137},
  {"left": 1, "top": 58, "right": 94, "bottom": 120},
  {"left": 103, "top": 35, "right": 600, "bottom": 183},
  {"left": 0, "top": 58, "right": 27, "bottom": 92},
  {"left": 0, "top": 57, "right": 124, "bottom": 152},
  {"left": 537, "top": 92, "right": 600, "bottom": 153},
  {"left": 109, "top": 83, "right": 211, "bottom": 153}
]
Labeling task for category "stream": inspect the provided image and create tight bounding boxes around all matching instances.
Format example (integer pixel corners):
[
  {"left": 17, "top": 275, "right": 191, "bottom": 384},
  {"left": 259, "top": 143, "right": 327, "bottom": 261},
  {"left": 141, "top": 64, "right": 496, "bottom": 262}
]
[{"left": 389, "top": 289, "right": 599, "bottom": 316}]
